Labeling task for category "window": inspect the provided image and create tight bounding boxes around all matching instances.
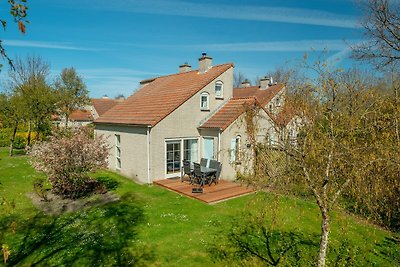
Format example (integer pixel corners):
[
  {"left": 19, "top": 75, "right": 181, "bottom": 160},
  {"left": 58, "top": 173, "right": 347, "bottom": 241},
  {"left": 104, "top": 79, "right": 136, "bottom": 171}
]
[
  {"left": 200, "top": 92, "right": 209, "bottom": 110},
  {"left": 215, "top": 81, "right": 223, "bottom": 98},
  {"left": 183, "top": 139, "right": 198, "bottom": 163},
  {"left": 166, "top": 141, "right": 181, "bottom": 174},
  {"left": 230, "top": 135, "right": 241, "bottom": 163},
  {"left": 268, "top": 104, "right": 273, "bottom": 112},
  {"left": 269, "top": 132, "right": 276, "bottom": 146},
  {"left": 203, "top": 137, "right": 214, "bottom": 159},
  {"left": 276, "top": 97, "right": 280, "bottom": 106},
  {"left": 115, "top": 134, "right": 121, "bottom": 169}
]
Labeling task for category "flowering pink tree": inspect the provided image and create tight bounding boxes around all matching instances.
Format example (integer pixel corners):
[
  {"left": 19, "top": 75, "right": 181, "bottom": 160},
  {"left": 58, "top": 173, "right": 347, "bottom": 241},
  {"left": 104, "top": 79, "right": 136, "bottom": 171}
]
[{"left": 30, "top": 127, "right": 109, "bottom": 199}]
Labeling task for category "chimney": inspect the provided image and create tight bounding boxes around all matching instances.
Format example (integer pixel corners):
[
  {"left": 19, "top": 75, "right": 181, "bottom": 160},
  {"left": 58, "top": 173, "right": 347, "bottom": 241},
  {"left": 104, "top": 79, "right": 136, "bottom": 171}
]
[
  {"left": 198, "top": 53, "right": 212, "bottom": 73},
  {"left": 259, "top": 76, "right": 270, "bottom": 89},
  {"left": 179, "top": 62, "right": 192, "bottom": 73},
  {"left": 241, "top": 79, "right": 251, "bottom": 88}
]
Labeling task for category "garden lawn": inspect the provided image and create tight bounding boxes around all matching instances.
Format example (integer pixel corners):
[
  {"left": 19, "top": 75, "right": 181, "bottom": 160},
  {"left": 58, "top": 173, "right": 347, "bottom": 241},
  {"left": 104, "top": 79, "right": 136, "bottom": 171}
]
[{"left": 0, "top": 147, "right": 399, "bottom": 266}]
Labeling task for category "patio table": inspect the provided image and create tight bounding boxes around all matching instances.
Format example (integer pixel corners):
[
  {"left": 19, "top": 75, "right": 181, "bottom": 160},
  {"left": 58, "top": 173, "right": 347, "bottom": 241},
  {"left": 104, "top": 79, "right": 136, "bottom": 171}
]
[{"left": 200, "top": 166, "right": 217, "bottom": 176}]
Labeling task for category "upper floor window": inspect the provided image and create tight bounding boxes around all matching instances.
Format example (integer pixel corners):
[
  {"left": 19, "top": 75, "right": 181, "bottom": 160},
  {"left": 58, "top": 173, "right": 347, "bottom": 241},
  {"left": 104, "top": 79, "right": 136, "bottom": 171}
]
[
  {"left": 200, "top": 92, "right": 210, "bottom": 110},
  {"left": 276, "top": 97, "right": 280, "bottom": 106},
  {"left": 215, "top": 81, "right": 223, "bottom": 98}
]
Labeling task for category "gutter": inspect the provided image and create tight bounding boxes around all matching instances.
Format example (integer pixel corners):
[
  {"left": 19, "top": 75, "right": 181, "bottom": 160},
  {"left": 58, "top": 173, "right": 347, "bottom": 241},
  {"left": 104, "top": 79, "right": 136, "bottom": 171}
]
[
  {"left": 147, "top": 126, "right": 151, "bottom": 184},
  {"left": 218, "top": 130, "right": 221, "bottom": 162}
]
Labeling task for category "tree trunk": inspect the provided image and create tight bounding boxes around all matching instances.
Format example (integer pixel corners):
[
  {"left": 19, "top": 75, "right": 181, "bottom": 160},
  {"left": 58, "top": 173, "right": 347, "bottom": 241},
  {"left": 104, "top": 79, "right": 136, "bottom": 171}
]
[
  {"left": 317, "top": 208, "right": 330, "bottom": 267},
  {"left": 9, "top": 123, "right": 18, "bottom": 156},
  {"left": 27, "top": 122, "right": 32, "bottom": 146}
]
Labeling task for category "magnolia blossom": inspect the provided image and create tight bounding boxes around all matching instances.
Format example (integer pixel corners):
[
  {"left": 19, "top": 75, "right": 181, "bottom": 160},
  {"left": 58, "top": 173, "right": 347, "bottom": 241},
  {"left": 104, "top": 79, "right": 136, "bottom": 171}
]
[{"left": 30, "top": 127, "right": 109, "bottom": 198}]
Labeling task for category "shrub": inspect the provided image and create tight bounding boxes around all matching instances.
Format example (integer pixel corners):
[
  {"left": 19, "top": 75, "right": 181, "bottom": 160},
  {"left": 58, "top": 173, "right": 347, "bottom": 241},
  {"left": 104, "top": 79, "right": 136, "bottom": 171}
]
[{"left": 29, "top": 127, "right": 109, "bottom": 199}]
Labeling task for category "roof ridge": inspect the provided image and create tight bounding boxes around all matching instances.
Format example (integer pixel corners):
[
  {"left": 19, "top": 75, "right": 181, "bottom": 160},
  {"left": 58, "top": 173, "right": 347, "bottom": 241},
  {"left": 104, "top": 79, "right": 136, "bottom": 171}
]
[
  {"left": 231, "top": 96, "right": 257, "bottom": 100},
  {"left": 233, "top": 83, "right": 285, "bottom": 90},
  {"left": 139, "top": 62, "right": 234, "bottom": 83}
]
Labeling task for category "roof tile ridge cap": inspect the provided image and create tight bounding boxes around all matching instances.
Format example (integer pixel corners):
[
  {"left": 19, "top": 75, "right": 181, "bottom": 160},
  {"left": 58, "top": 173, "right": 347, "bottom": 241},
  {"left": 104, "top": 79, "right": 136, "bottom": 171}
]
[
  {"left": 233, "top": 85, "right": 259, "bottom": 90},
  {"left": 139, "top": 62, "right": 233, "bottom": 83},
  {"left": 231, "top": 96, "right": 257, "bottom": 100}
]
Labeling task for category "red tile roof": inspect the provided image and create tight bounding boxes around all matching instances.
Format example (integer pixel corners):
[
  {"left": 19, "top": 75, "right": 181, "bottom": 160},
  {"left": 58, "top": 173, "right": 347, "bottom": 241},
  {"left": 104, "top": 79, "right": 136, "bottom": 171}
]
[
  {"left": 200, "top": 84, "right": 284, "bottom": 131},
  {"left": 95, "top": 63, "right": 233, "bottom": 126},
  {"left": 91, "top": 98, "right": 119, "bottom": 116},
  {"left": 233, "top": 84, "right": 285, "bottom": 106},
  {"left": 200, "top": 97, "right": 257, "bottom": 130},
  {"left": 69, "top": 110, "right": 94, "bottom": 121}
]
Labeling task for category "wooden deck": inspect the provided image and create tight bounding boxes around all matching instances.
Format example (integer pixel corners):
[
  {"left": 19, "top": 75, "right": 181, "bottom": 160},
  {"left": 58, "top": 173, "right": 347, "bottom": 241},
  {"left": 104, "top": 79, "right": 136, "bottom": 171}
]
[{"left": 153, "top": 178, "right": 255, "bottom": 204}]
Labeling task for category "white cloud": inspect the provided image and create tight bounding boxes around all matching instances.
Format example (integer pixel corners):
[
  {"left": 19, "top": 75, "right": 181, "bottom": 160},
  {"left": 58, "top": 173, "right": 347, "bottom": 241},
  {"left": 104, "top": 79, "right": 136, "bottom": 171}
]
[
  {"left": 78, "top": 0, "right": 361, "bottom": 29},
  {"left": 3, "top": 39, "right": 97, "bottom": 51},
  {"left": 156, "top": 39, "right": 360, "bottom": 52},
  {"left": 74, "top": 68, "right": 162, "bottom": 98},
  {"left": 325, "top": 48, "right": 353, "bottom": 66}
]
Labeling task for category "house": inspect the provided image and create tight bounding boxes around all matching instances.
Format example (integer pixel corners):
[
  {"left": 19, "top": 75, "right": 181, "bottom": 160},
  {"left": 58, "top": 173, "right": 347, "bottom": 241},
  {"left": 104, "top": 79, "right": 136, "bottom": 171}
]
[
  {"left": 94, "top": 54, "right": 286, "bottom": 183},
  {"left": 54, "top": 97, "right": 121, "bottom": 127},
  {"left": 90, "top": 97, "right": 122, "bottom": 120},
  {"left": 67, "top": 109, "right": 94, "bottom": 127}
]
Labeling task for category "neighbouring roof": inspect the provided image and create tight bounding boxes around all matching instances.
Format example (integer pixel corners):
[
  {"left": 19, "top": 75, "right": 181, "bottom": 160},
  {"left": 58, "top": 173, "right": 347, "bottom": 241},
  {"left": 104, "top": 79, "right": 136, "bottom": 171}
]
[
  {"left": 69, "top": 110, "right": 94, "bottom": 121},
  {"left": 91, "top": 98, "right": 119, "bottom": 116},
  {"left": 200, "top": 97, "right": 257, "bottom": 131},
  {"left": 233, "top": 84, "right": 285, "bottom": 106},
  {"left": 200, "top": 84, "right": 285, "bottom": 131},
  {"left": 95, "top": 63, "right": 233, "bottom": 126}
]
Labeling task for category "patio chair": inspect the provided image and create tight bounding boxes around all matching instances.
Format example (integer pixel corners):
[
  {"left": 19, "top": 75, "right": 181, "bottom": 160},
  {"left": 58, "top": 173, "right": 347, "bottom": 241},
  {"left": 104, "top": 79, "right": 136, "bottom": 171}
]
[
  {"left": 181, "top": 160, "right": 193, "bottom": 183},
  {"left": 200, "top": 158, "right": 208, "bottom": 167},
  {"left": 209, "top": 162, "right": 222, "bottom": 186},
  {"left": 209, "top": 159, "right": 219, "bottom": 170},
  {"left": 193, "top": 162, "right": 206, "bottom": 187}
]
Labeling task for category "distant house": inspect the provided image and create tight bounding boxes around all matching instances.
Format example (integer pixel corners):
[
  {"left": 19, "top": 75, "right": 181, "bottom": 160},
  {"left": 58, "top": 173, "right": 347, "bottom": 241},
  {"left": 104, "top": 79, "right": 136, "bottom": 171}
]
[
  {"left": 94, "top": 54, "right": 290, "bottom": 183},
  {"left": 90, "top": 97, "right": 122, "bottom": 120},
  {"left": 68, "top": 109, "right": 94, "bottom": 127},
  {"left": 54, "top": 97, "right": 121, "bottom": 127}
]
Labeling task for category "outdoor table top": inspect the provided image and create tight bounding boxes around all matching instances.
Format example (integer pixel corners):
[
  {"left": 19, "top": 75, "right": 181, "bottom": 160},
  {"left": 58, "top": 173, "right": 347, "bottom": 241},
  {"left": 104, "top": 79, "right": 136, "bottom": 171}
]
[{"left": 200, "top": 166, "right": 217, "bottom": 174}]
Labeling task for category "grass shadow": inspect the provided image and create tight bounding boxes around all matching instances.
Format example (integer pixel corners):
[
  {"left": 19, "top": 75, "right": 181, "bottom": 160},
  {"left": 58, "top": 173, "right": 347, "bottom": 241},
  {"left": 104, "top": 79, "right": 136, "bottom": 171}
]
[
  {"left": 3, "top": 193, "right": 154, "bottom": 266},
  {"left": 374, "top": 236, "right": 400, "bottom": 265},
  {"left": 96, "top": 176, "right": 120, "bottom": 191}
]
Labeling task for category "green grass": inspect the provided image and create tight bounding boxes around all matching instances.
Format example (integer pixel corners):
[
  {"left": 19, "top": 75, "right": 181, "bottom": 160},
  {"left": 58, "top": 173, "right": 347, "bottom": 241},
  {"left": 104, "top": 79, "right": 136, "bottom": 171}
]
[{"left": 0, "top": 147, "right": 399, "bottom": 266}]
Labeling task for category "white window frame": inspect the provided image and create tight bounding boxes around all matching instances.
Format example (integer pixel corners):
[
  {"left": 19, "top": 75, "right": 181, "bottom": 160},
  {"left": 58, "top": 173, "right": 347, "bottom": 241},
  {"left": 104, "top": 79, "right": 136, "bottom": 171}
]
[
  {"left": 115, "top": 134, "right": 121, "bottom": 169},
  {"left": 200, "top": 92, "right": 210, "bottom": 111},
  {"left": 230, "top": 135, "right": 241, "bottom": 164},
  {"left": 183, "top": 138, "right": 198, "bottom": 163},
  {"left": 164, "top": 137, "right": 199, "bottom": 178},
  {"left": 276, "top": 96, "right": 282, "bottom": 107},
  {"left": 215, "top": 80, "right": 224, "bottom": 99}
]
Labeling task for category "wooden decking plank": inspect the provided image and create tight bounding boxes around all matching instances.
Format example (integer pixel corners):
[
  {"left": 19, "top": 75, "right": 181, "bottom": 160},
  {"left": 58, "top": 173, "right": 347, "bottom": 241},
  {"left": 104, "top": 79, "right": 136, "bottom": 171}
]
[{"left": 153, "top": 179, "right": 255, "bottom": 204}]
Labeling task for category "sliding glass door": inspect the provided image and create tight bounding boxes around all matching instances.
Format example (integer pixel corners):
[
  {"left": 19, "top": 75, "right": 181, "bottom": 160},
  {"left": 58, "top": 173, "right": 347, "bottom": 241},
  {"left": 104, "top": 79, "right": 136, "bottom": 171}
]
[
  {"left": 166, "top": 141, "right": 181, "bottom": 177},
  {"left": 165, "top": 138, "right": 198, "bottom": 178}
]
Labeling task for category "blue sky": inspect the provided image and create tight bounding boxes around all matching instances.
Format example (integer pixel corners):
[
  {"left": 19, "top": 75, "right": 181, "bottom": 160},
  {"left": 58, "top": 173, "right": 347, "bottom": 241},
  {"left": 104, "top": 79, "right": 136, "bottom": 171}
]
[{"left": 0, "top": 0, "right": 365, "bottom": 98}]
